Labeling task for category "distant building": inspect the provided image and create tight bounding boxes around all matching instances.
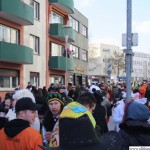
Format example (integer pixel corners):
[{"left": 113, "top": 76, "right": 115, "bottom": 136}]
[
  {"left": 88, "top": 43, "right": 124, "bottom": 83},
  {"left": 132, "top": 52, "right": 150, "bottom": 81}
]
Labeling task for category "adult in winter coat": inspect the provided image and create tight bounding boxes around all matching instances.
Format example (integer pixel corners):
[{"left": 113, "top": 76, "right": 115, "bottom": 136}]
[
  {"left": 92, "top": 90, "right": 108, "bottom": 135},
  {"left": 119, "top": 101, "right": 150, "bottom": 149},
  {"left": 42, "top": 93, "right": 64, "bottom": 145}
]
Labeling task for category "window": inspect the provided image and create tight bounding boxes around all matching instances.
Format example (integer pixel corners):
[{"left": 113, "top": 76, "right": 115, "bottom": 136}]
[
  {"left": 30, "top": 35, "right": 40, "bottom": 54},
  {"left": 81, "top": 24, "right": 87, "bottom": 37},
  {"left": 0, "top": 69, "right": 19, "bottom": 89},
  {"left": 30, "top": 72, "right": 39, "bottom": 88},
  {"left": 51, "top": 42, "right": 64, "bottom": 56},
  {"left": 0, "top": 24, "right": 19, "bottom": 44},
  {"left": 81, "top": 49, "right": 87, "bottom": 61},
  {"left": 30, "top": 0, "right": 40, "bottom": 20},
  {"left": 50, "top": 11, "right": 64, "bottom": 24},
  {"left": 69, "top": 16, "right": 79, "bottom": 32},
  {"left": 70, "top": 44, "right": 79, "bottom": 58}
]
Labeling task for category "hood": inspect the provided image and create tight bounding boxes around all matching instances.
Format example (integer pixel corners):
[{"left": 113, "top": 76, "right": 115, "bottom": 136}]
[{"left": 4, "top": 119, "right": 30, "bottom": 138}]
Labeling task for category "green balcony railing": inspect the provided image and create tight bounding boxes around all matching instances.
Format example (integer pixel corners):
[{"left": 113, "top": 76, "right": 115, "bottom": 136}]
[
  {"left": 50, "top": 23, "right": 75, "bottom": 42},
  {"left": 49, "top": 0, "right": 74, "bottom": 14},
  {"left": 0, "top": 0, "right": 34, "bottom": 25},
  {"left": 49, "top": 56, "right": 74, "bottom": 71},
  {"left": 0, "top": 41, "right": 33, "bottom": 64}
]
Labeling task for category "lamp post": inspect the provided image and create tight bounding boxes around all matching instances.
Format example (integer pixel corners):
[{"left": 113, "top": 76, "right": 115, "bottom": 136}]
[
  {"left": 62, "top": 24, "right": 72, "bottom": 87},
  {"left": 126, "top": 0, "right": 132, "bottom": 102}
]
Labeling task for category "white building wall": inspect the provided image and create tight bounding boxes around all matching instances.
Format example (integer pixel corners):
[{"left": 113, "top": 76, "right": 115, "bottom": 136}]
[
  {"left": 132, "top": 52, "right": 150, "bottom": 81},
  {"left": 23, "top": 0, "right": 47, "bottom": 88},
  {"left": 88, "top": 43, "right": 124, "bottom": 79}
]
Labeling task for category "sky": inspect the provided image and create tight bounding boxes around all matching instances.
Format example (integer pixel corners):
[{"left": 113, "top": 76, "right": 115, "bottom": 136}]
[{"left": 74, "top": 0, "right": 150, "bottom": 54}]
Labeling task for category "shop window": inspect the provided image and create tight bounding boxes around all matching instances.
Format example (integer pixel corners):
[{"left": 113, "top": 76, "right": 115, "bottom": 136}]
[{"left": 0, "top": 69, "right": 19, "bottom": 89}]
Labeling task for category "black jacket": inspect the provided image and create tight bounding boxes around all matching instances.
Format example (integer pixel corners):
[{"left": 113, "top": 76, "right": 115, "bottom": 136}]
[{"left": 119, "top": 120, "right": 150, "bottom": 149}]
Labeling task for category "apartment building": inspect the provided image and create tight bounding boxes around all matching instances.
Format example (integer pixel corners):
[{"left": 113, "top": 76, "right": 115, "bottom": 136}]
[
  {"left": 49, "top": 5, "right": 88, "bottom": 86},
  {"left": 69, "top": 9, "right": 89, "bottom": 86},
  {"left": 0, "top": 0, "right": 34, "bottom": 98},
  {"left": 132, "top": 52, "right": 150, "bottom": 81},
  {"left": 0, "top": 0, "right": 89, "bottom": 98}
]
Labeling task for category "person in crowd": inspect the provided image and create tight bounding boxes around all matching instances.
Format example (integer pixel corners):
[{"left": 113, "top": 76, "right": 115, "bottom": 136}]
[
  {"left": 0, "top": 105, "right": 8, "bottom": 130},
  {"left": 42, "top": 92, "right": 64, "bottom": 145},
  {"left": 26, "top": 82, "right": 37, "bottom": 93},
  {"left": 39, "top": 101, "right": 121, "bottom": 150},
  {"left": 113, "top": 92, "right": 135, "bottom": 132},
  {"left": 112, "top": 83, "right": 119, "bottom": 104},
  {"left": 0, "top": 98, "right": 43, "bottom": 150},
  {"left": 92, "top": 89, "right": 108, "bottom": 135},
  {"left": 145, "top": 82, "right": 150, "bottom": 109},
  {"left": 6, "top": 89, "right": 40, "bottom": 132},
  {"left": 42, "top": 86, "right": 48, "bottom": 97},
  {"left": 133, "top": 88, "right": 141, "bottom": 100},
  {"left": 4, "top": 98, "right": 12, "bottom": 113},
  {"left": 119, "top": 101, "right": 150, "bottom": 149},
  {"left": 139, "top": 82, "right": 147, "bottom": 98},
  {"left": 77, "top": 92, "right": 97, "bottom": 113},
  {"left": 68, "top": 85, "right": 74, "bottom": 99},
  {"left": 101, "top": 92, "right": 111, "bottom": 124},
  {"left": 48, "top": 83, "right": 55, "bottom": 93}
]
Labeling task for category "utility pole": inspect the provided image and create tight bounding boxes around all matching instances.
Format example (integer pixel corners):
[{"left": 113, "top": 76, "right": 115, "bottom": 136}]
[{"left": 126, "top": 0, "right": 132, "bottom": 101}]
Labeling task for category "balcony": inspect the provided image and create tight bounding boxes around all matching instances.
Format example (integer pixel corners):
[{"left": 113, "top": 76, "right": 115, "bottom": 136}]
[
  {"left": 0, "top": 41, "right": 33, "bottom": 64},
  {"left": 0, "top": 0, "right": 34, "bottom": 25},
  {"left": 49, "top": 56, "right": 74, "bottom": 71},
  {"left": 50, "top": 23, "right": 75, "bottom": 42},
  {"left": 49, "top": 0, "right": 74, "bottom": 14}
]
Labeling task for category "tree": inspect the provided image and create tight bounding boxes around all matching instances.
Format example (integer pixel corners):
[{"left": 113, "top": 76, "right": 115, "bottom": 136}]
[{"left": 109, "top": 51, "right": 125, "bottom": 77}]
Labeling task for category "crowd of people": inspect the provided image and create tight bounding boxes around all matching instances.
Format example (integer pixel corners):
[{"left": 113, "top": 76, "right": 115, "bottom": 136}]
[{"left": 0, "top": 81, "right": 150, "bottom": 150}]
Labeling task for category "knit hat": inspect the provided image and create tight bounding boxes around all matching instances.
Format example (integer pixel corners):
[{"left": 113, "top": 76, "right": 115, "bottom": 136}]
[
  {"left": 126, "top": 101, "right": 150, "bottom": 121},
  {"left": 46, "top": 92, "right": 64, "bottom": 105}
]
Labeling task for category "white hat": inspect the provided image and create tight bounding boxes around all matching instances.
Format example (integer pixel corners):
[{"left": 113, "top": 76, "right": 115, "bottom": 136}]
[
  {"left": 89, "top": 85, "right": 100, "bottom": 93},
  {"left": 13, "top": 89, "right": 35, "bottom": 103}
]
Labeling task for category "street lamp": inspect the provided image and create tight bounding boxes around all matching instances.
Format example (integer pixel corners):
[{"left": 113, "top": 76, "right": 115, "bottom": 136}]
[{"left": 62, "top": 24, "right": 72, "bottom": 86}]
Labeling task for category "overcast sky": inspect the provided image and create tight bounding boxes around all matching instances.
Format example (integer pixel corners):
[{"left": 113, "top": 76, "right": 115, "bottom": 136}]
[{"left": 74, "top": 0, "right": 150, "bottom": 54}]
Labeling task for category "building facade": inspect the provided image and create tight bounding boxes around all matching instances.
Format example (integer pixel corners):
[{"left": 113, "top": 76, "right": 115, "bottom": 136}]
[
  {"left": 132, "top": 52, "right": 150, "bottom": 81},
  {"left": 88, "top": 43, "right": 124, "bottom": 83},
  {"left": 0, "top": 0, "right": 89, "bottom": 98},
  {"left": 69, "top": 9, "right": 89, "bottom": 86},
  {"left": 48, "top": 6, "right": 88, "bottom": 86},
  {"left": 0, "top": 0, "right": 34, "bottom": 98}
]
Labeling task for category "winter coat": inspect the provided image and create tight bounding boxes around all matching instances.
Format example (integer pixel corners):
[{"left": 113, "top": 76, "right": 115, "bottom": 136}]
[
  {"left": 93, "top": 104, "right": 108, "bottom": 135},
  {"left": 0, "top": 119, "right": 42, "bottom": 150},
  {"left": 119, "top": 120, "right": 150, "bottom": 149},
  {"left": 145, "top": 86, "right": 150, "bottom": 101}
]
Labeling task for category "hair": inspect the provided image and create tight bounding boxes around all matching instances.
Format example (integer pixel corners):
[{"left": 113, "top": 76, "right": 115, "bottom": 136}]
[{"left": 77, "top": 92, "right": 97, "bottom": 108}]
